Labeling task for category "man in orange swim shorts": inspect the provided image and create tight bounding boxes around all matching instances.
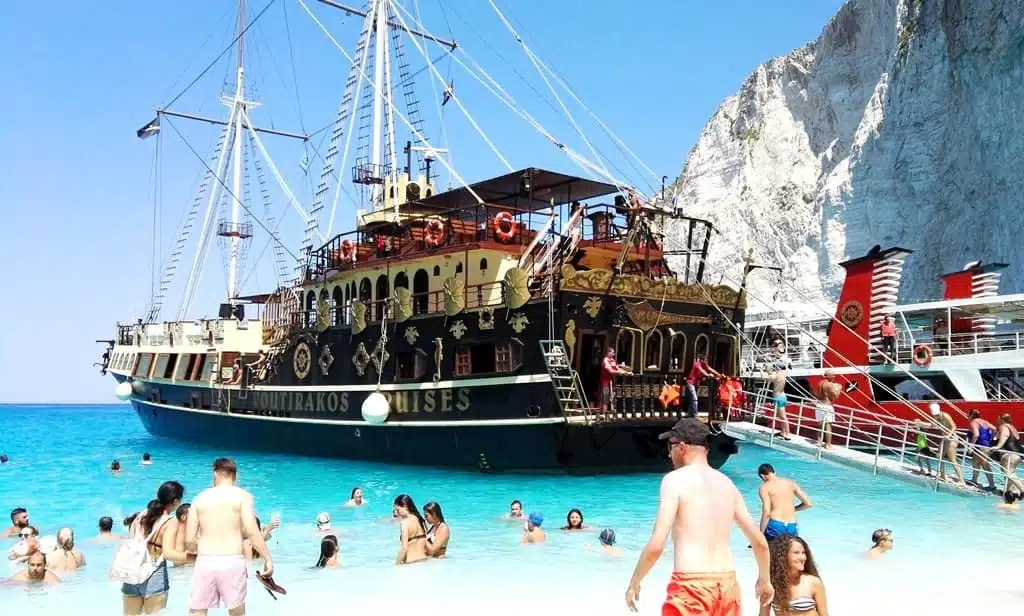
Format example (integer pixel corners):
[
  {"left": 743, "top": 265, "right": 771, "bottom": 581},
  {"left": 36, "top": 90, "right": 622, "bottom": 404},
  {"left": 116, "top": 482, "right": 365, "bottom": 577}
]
[{"left": 625, "top": 418, "right": 774, "bottom": 615}]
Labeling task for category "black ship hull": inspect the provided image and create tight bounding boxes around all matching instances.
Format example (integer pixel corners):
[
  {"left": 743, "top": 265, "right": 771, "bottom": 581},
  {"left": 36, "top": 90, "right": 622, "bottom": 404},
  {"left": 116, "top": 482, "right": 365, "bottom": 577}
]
[{"left": 120, "top": 376, "right": 736, "bottom": 473}]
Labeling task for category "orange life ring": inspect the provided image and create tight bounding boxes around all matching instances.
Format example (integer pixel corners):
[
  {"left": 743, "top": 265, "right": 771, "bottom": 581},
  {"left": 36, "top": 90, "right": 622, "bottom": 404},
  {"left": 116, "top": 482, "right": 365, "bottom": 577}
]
[
  {"left": 340, "top": 239, "right": 355, "bottom": 260},
  {"left": 913, "top": 344, "right": 932, "bottom": 366},
  {"left": 424, "top": 217, "right": 445, "bottom": 247},
  {"left": 493, "top": 211, "right": 516, "bottom": 242}
]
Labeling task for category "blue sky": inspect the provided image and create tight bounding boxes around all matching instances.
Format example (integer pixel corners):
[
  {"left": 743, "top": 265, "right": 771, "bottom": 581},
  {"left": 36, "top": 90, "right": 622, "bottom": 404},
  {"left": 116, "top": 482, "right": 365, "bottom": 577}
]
[{"left": 0, "top": 0, "right": 843, "bottom": 402}]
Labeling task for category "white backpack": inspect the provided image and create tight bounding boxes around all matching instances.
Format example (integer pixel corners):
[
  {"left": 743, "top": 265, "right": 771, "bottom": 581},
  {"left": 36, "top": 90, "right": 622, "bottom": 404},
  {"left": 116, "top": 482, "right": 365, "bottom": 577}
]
[{"left": 109, "top": 513, "right": 170, "bottom": 585}]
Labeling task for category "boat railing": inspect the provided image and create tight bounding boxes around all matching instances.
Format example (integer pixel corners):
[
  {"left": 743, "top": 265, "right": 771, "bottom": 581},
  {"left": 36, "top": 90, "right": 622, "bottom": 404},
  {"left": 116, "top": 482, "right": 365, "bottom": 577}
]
[
  {"left": 893, "top": 330, "right": 1024, "bottom": 362},
  {"left": 740, "top": 347, "right": 822, "bottom": 375},
  {"left": 115, "top": 319, "right": 258, "bottom": 348},
  {"left": 728, "top": 389, "right": 1024, "bottom": 490}
]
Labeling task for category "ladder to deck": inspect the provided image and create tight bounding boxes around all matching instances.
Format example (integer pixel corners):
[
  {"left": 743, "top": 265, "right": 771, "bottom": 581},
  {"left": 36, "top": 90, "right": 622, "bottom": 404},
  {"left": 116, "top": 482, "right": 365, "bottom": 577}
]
[{"left": 539, "top": 340, "right": 591, "bottom": 420}]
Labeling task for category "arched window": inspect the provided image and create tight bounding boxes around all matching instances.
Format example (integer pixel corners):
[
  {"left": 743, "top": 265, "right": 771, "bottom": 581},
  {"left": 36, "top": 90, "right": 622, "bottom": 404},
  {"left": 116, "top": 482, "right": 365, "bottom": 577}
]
[
  {"left": 358, "top": 278, "right": 372, "bottom": 306},
  {"left": 645, "top": 330, "right": 664, "bottom": 372},
  {"left": 455, "top": 262, "right": 464, "bottom": 274},
  {"left": 305, "top": 290, "right": 316, "bottom": 329},
  {"left": 375, "top": 274, "right": 390, "bottom": 321},
  {"left": 693, "top": 333, "right": 710, "bottom": 372},
  {"left": 343, "top": 284, "right": 351, "bottom": 325},
  {"left": 615, "top": 328, "right": 639, "bottom": 373},
  {"left": 433, "top": 265, "right": 440, "bottom": 276},
  {"left": 413, "top": 269, "right": 429, "bottom": 315},
  {"left": 479, "top": 258, "right": 488, "bottom": 271},
  {"left": 332, "top": 286, "right": 344, "bottom": 326},
  {"left": 668, "top": 331, "right": 688, "bottom": 372},
  {"left": 318, "top": 288, "right": 329, "bottom": 304},
  {"left": 394, "top": 271, "right": 409, "bottom": 289}
]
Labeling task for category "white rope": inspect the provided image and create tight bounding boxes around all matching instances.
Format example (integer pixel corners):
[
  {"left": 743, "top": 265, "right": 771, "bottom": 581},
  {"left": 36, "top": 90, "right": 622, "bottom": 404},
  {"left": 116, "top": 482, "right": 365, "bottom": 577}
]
[
  {"left": 384, "top": 0, "right": 513, "bottom": 173},
  {"left": 484, "top": 0, "right": 615, "bottom": 186},
  {"left": 297, "top": 0, "right": 487, "bottom": 205}
]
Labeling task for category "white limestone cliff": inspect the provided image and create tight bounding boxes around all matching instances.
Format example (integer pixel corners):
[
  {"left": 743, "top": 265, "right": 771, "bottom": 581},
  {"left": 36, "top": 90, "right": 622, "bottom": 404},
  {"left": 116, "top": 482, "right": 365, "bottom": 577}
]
[{"left": 666, "top": 0, "right": 1024, "bottom": 309}]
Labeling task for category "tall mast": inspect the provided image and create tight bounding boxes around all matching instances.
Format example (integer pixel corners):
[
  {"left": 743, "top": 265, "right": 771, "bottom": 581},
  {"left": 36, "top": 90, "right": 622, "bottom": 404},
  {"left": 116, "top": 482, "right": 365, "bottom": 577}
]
[
  {"left": 227, "top": 0, "right": 247, "bottom": 303},
  {"left": 370, "top": 0, "right": 389, "bottom": 207}
]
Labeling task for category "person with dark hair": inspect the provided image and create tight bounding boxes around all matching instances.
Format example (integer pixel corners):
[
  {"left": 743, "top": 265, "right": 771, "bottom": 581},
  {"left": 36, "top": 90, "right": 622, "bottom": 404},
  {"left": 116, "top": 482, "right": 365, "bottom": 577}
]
[
  {"left": 314, "top": 535, "right": 340, "bottom": 568},
  {"left": 121, "top": 481, "right": 189, "bottom": 615},
  {"left": 94, "top": 516, "right": 120, "bottom": 542},
  {"left": 757, "top": 464, "right": 812, "bottom": 541},
  {"left": 996, "top": 490, "right": 1020, "bottom": 512},
  {"left": 424, "top": 501, "right": 449, "bottom": 558},
  {"left": 393, "top": 494, "right": 428, "bottom": 565},
  {"left": 561, "top": 508, "right": 588, "bottom": 531},
  {"left": 111, "top": 459, "right": 122, "bottom": 473},
  {"left": 3, "top": 507, "right": 29, "bottom": 538},
  {"left": 866, "top": 529, "right": 894, "bottom": 559},
  {"left": 142, "top": 453, "right": 153, "bottom": 466},
  {"left": 760, "top": 535, "right": 829, "bottom": 616},
  {"left": 0, "top": 454, "right": 8, "bottom": 464},
  {"left": 172, "top": 504, "right": 197, "bottom": 566},
  {"left": 504, "top": 499, "right": 524, "bottom": 520},
  {"left": 344, "top": 487, "right": 367, "bottom": 508},
  {"left": 187, "top": 458, "right": 278, "bottom": 612},
  {"left": 626, "top": 418, "right": 772, "bottom": 615},
  {"left": 685, "top": 352, "right": 724, "bottom": 417}
]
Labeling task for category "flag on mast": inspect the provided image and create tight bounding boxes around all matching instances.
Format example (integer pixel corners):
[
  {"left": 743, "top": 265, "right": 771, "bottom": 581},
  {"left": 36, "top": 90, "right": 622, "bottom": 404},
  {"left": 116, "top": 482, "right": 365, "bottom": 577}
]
[
  {"left": 441, "top": 80, "right": 454, "bottom": 107},
  {"left": 299, "top": 151, "right": 310, "bottom": 172},
  {"left": 136, "top": 116, "right": 161, "bottom": 139}
]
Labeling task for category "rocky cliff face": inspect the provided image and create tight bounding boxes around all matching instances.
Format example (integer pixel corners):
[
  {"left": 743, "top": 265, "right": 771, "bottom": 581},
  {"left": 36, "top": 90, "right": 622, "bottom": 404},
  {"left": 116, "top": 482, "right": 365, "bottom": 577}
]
[{"left": 666, "top": 0, "right": 1024, "bottom": 307}]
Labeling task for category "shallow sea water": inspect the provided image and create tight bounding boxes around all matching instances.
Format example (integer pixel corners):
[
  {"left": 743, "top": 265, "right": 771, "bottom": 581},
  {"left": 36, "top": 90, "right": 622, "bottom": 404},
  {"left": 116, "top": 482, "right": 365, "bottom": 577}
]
[{"left": 0, "top": 404, "right": 1022, "bottom": 615}]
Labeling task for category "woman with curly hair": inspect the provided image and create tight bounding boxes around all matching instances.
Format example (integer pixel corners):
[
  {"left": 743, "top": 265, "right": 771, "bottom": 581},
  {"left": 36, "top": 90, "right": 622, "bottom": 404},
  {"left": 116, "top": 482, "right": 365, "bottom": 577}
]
[{"left": 759, "top": 535, "right": 829, "bottom": 616}]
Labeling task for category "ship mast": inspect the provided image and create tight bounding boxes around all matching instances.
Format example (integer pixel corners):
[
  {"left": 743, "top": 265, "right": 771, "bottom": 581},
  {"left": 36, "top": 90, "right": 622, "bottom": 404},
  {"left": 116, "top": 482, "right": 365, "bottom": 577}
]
[{"left": 227, "top": 0, "right": 248, "bottom": 304}]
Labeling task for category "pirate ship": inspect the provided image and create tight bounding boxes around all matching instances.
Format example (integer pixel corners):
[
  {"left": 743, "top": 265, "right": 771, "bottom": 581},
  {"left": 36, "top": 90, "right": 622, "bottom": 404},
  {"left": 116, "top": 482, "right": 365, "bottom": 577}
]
[{"left": 99, "top": 0, "right": 743, "bottom": 472}]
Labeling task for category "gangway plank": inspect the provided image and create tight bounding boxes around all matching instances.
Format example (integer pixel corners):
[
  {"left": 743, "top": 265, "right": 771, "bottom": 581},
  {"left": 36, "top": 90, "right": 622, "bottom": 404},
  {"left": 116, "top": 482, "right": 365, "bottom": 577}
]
[{"left": 723, "top": 420, "right": 991, "bottom": 497}]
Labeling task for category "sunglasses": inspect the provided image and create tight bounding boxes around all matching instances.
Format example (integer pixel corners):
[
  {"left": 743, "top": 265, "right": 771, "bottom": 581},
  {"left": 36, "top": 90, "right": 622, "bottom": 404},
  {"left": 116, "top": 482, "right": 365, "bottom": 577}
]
[{"left": 18, "top": 531, "right": 35, "bottom": 538}]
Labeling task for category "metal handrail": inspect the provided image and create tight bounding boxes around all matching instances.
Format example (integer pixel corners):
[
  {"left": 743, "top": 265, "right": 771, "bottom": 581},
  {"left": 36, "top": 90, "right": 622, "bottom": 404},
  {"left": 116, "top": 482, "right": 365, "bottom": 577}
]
[{"left": 726, "top": 390, "right": 1024, "bottom": 492}]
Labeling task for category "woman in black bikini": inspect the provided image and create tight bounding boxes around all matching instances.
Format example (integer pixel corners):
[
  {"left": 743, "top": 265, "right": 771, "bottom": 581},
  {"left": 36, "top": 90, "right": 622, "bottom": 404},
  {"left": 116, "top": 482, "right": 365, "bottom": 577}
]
[
  {"left": 423, "top": 501, "right": 449, "bottom": 558},
  {"left": 393, "top": 494, "right": 428, "bottom": 565},
  {"left": 121, "top": 481, "right": 190, "bottom": 616},
  {"left": 990, "top": 413, "right": 1024, "bottom": 495}
]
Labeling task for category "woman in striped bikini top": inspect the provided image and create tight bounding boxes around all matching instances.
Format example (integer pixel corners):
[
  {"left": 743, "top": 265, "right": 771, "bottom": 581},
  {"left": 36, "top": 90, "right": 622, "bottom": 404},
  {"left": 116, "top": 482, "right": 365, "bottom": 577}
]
[{"left": 760, "top": 535, "right": 830, "bottom": 616}]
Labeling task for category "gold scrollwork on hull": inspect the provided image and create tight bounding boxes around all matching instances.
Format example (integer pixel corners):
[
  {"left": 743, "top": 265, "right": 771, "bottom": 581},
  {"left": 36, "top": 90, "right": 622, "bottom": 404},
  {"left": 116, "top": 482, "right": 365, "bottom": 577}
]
[
  {"left": 316, "top": 299, "right": 331, "bottom": 332},
  {"left": 443, "top": 276, "right": 466, "bottom": 316},
  {"left": 293, "top": 342, "right": 312, "bottom": 380},
  {"left": 433, "top": 337, "right": 444, "bottom": 382},
  {"left": 352, "top": 343, "right": 370, "bottom": 376},
  {"left": 583, "top": 296, "right": 603, "bottom": 319},
  {"left": 318, "top": 343, "right": 334, "bottom": 376},
  {"left": 404, "top": 326, "right": 420, "bottom": 344},
  {"left": 564, "top": 319, "right": 577, "bottom": 364},
  {"left": 449, "top": 320, "right": 467, "bottom": 340},
  {"left": 371, "top": 338, "right": 390, "bottom": 374},
  {"left": 625, "top": 300, "right": 712, "bottom": 331},
  {"left": 560, "top": 268, "right": 745, "bottom": 309},
  {"left": 392, "top": 287, "right": 414, "bottom": 323},
  {"left": 477, "top": 307, "right": 495, "bottom": 331},
  {"left": 510, "top": 312, "right": 530, "bottom": 334}
]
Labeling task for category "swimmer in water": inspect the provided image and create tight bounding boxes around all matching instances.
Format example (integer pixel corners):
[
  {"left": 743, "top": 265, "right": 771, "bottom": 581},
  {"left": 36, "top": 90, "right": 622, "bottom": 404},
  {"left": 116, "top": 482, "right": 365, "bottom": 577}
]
[
  {"left": 9, "top": 551, "right": 60, "bottom": 584},
  {"left": 866, "top": 529, "right": 894, "bottom": 559},
  {"left": 561, "top": 508, "right": 588, "bottom": 531},
  {"left": 393, "top": 494, "right": 428, "bottom": 565},
  {"left": 314, "top": 535, "right": 340, "bottom": 568},
  {"left": 424, "top": 501, "right": 450, "bottom": 558},
  {"left": 504, "top": 499, "right": 524, "bottom": 521},
  {"left": 586, "top": 529, "right": 622, "bottom": 557},
  {"left": 93, "top": 516, "right": 120, "bottom": 542},
  {"left": 315, "top": 512, "right": 335, "bottom": 535},
  {"left": 523, "top": 513, "right": 545, "bottom": 544},
  {"left": 110, "top": 459, "right": 121, "bottom": 473},
  {"left": 141, "top": 453, "right": 152, "bottom": 466},
  {"left": 996, "top": 490, "right": 1020, "bottom": 512},
  {"left": 344, "top": 487, "right": 367, "bottom": 508},
  {"left": 760, "top": 535, "right": 828, "bottom": 616}
]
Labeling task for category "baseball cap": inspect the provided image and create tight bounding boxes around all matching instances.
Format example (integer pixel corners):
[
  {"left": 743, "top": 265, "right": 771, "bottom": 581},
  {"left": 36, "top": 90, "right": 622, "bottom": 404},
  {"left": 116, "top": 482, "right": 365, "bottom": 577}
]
[
  {"left": 658, "top": 418, "right": 710, "bottom": 447},
  {"left": 316, "top": 512, "right": 331, "bottom": 530},
  {"left": 528, "top": 512, "right": 543, "bottom": 527},
  {"left": 598, "top": 528, "right": 616, "bottom": 546}
]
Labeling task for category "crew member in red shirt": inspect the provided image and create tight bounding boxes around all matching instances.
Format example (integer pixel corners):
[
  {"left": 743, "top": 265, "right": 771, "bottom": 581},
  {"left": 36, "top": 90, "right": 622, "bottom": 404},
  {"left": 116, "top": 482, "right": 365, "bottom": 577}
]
[
  {"left": 600, "top": 348, "right": 630, "bottom": 413},
  {"left": 685, "top": 353, "right": 723, "bottom": 417},
  {"left": 881, "top": 315, "right": 897, "bottom": 362}
]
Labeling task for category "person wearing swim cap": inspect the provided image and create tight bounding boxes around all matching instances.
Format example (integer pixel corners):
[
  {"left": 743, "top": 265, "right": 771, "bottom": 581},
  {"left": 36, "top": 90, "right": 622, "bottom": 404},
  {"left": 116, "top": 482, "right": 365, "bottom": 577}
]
[
  {"left": 626, "top": 418, "right": 772, "bottom": 615},
  {"left": 598, "top": 529, "right": 622, "bottom": 556},
  {"left": 315, "top": 512, "right": 334, "bottom": 535},
  {"left": 523, "top": 512, "right": 545, "bottom": 544}
]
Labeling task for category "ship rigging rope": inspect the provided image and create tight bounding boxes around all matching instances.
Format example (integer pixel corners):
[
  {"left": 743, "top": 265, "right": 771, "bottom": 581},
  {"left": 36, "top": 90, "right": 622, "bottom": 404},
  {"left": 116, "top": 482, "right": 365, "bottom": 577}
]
[
  {"left": 163, "top": 116, "right": 302, "bottom": 264},
  {"left": 644, "top": 218, "right": 983, "bottom": 455},
  {"left": 297, "top": 0, "right": 488, "bottom": 206},
  {"left": 372, "top": 0, "right": 514, "bottom": 172},
  {"left": 163, "top": 0, "right": 279, "bottom": 112}
]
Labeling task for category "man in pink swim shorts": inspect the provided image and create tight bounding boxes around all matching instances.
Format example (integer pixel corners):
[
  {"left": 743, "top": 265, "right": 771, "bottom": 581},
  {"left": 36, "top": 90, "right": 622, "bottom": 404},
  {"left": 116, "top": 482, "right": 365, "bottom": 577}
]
[{"left": 185, "top": 458, "right": 273, "bottom": 615}]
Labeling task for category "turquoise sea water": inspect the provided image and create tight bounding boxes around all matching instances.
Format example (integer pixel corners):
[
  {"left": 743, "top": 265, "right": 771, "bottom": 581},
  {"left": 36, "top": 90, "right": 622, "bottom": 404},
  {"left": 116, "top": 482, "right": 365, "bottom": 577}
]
[{"left": 0, "top": 403, "right": 1022, "bottom": 615}]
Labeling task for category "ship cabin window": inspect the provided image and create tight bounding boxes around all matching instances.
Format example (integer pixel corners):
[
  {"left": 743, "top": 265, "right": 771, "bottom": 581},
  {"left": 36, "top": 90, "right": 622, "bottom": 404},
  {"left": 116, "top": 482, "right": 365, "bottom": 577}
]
[
  {"left": 615, "top": 329, "right": 639, "bottom": 373},
  {"left": 413, "top": 269, "right": 429, "bottom": 315},
  {"left": 479, "top": 258, "right": 488, "bottom": 272},
  {"left": 711, "top": 336, "right": 735, "bottom": 375},
  {"left": 175, "top": 354, "right": 195, "bottom": 381},
  {"left": 197, "top": 353, "right": 215, "bottom": 383},
  {"left": 134, "top": 353, "right": 154, "bottom": 378},
  {"left": 693, "top": 334, "right": 710, "bottom": 370},
  {"left": 153, "top": 354, "right": 176, "bottom": 380},
  {"left": 645, "top": 330, "right": 664, "bottom": 372},
  {"left": 433, "top": 265, "right": 440, "bottom": 276},
  {"left": 375, "top": 275, "right": 389, "bottom": 321},
  {"left": 454, "top": 340, "right": 523, "bottom": 376},
  {"left": 395, "top": 349, "right": 429, "bottom": 380},
  {"left": 332, "top": 286, "right": 344, "bottom": 326},
  {"left": 668, "top": 331, "right": 688, "bottom": 372}
]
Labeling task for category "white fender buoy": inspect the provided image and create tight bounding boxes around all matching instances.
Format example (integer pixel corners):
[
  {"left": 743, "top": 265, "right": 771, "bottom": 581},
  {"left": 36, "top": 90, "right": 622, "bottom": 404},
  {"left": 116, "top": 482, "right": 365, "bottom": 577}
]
[
  {"left": 361, "top": 392, "right": 390, "bottom": 425},
  {"left": 115, "top": 382, "right": 133, "bottom": 401}
]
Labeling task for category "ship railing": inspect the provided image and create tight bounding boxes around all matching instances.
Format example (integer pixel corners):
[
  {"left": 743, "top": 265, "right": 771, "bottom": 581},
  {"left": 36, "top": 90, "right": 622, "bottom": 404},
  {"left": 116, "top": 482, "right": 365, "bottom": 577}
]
[
  {"left": 740, "top": 348, "right": 822, "bottom": 375},
  {"left": 726, "top": 389, "right": 1024, "bottom": 492},
  {"left": 586, "top": 374, "right": 690, "bottom": 424},
  {"left": 310, "top": 202, "right": 560, "bottom": 278},
  {"left": 115, "top": 319, "right": 259, "bottom": 348},
  {"left": 891, "top": 330, "right": 1024, "bottom": 363},
  {"left": 290, "top": 274, "right": 554, "bottom": 330}
]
